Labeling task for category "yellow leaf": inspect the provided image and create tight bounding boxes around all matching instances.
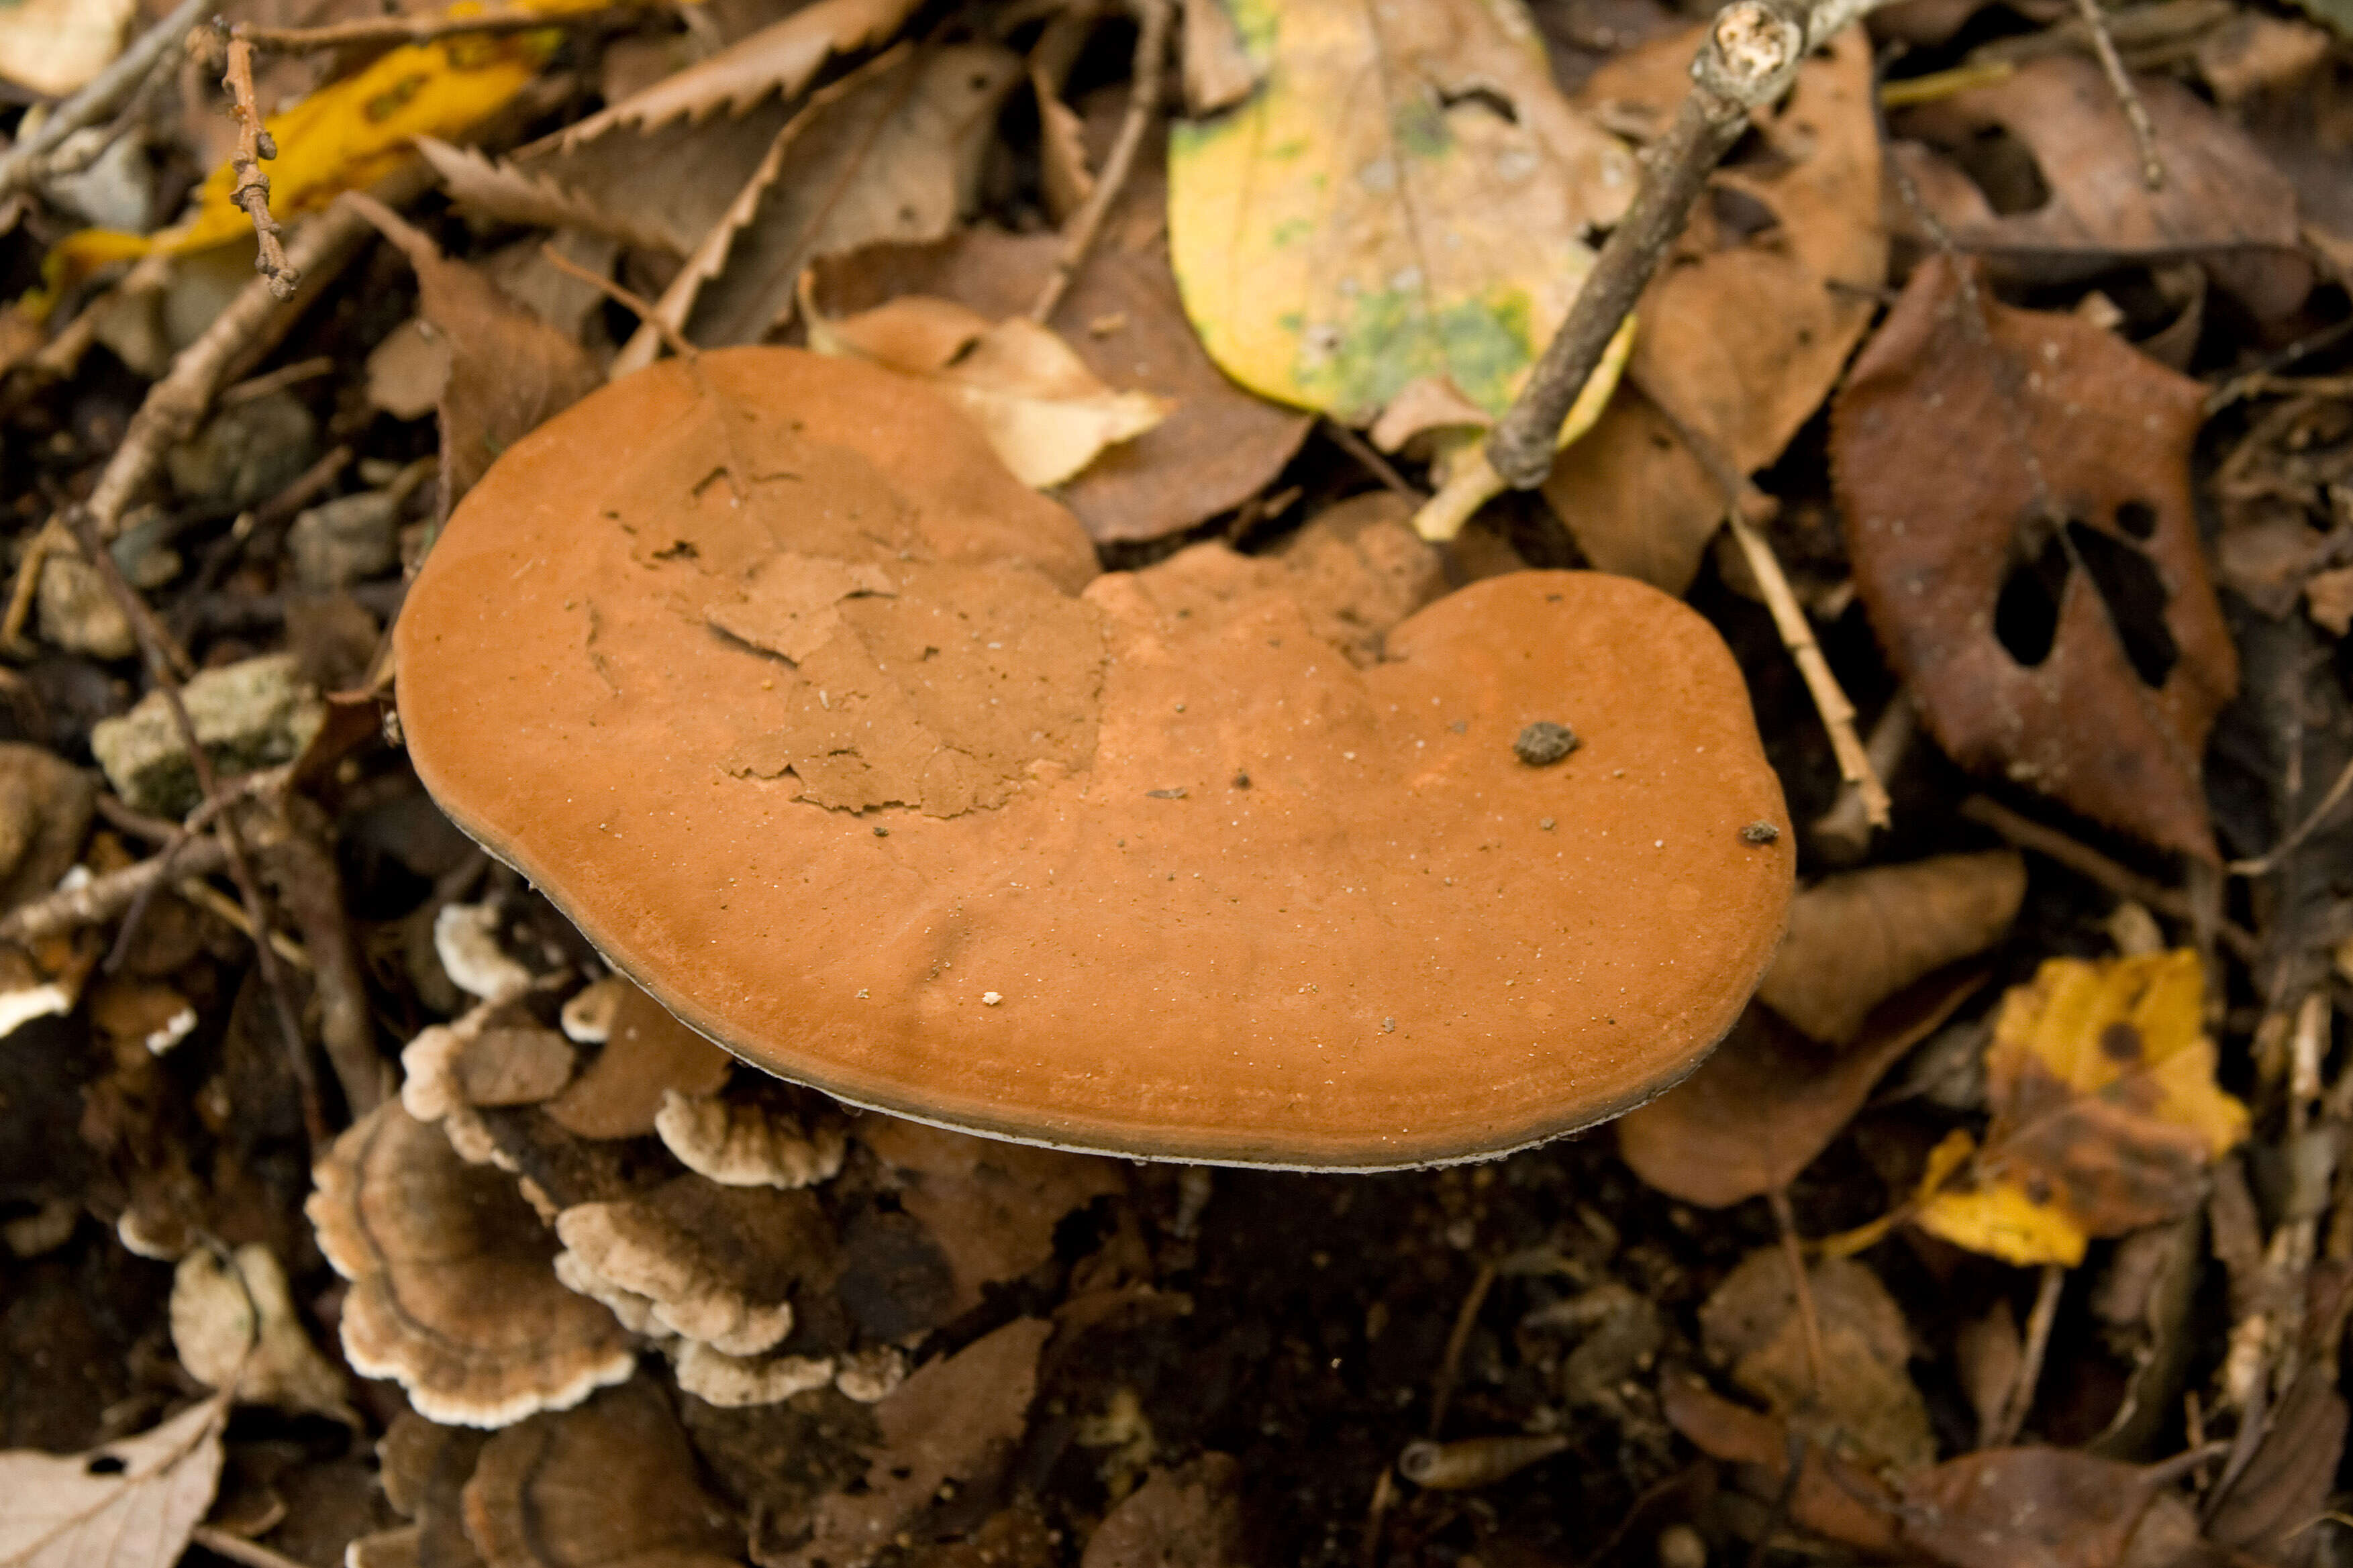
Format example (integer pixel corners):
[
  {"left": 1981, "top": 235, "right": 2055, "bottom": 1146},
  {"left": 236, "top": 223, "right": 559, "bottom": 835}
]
[
  {"left": 1915, "top": 951, "right": 2247, "bottom": 1266},
  {"left": 805, "top": 287, "right": 1169, "bottom": 489},
  {"left": 42, "top": 0, "right": 609, "bottom": 301},
  {"left": 1913, "top": 1131, "right": 2090, "bottom": 1266},
  {"left": 1164, "top": 0, "right": 1636, "bottom": 433}
]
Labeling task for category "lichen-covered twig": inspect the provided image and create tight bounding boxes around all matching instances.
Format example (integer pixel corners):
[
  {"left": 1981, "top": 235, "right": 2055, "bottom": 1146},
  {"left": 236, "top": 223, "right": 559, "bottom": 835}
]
[
  {"left": 1030, "top": 0, "right": 1172, "bottom": 323},
  {"left": 219, "top": 33, "right": 299, "bottom": 300}
]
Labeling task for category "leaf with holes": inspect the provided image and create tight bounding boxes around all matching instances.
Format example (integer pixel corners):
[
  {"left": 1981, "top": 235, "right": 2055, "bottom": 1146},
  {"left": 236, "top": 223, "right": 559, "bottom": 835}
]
[
  {"left": 1916, "top": 949, "right": 2248, "bottom": 1267},
  {"left": 1832, "top": 254, "right": 2237, "bottom": 860},
  {"left": 0, "top": 1392, "right": 230, "bottom": 1568}
]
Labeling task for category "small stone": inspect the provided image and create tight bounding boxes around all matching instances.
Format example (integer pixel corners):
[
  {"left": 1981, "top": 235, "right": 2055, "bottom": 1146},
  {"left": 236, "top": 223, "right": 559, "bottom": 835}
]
[
  {"left": 164, "top": 390, "right": 319, "bottom": 513},
  {"left": 1740, "top": 821, "right": 1781, "bottom": 845},
  {"left": 289, "top": 492, "right": 401, "bottom": 591},
  {"left": 1513, "top": 721, "right": 1579, "bottom": 766},
  {"left": 90, "top": 653, "right": 325, "bottom": 817},
  {"left": 36, "top": 554, "right": 135, "bottom": 660}
]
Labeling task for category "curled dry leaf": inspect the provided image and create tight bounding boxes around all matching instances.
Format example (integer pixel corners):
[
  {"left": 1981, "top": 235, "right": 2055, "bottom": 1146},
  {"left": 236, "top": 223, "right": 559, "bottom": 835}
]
[
  {"left": 1656, "top": 1376, "right": 1901, "bottom": 1555},
  {"left": 308, "top": 1103, "right": 636, "bottom": 1427},
  {"left": 1833, "top": 255, "right": 2238, "bottom": 861},
  {"left": 619, "top": 42, "right": 1022, "bottom": 374},
  {"left": 0, "top": 1392, "right": 230, "bottom": 1568},
  {"left": 1616, "top": 965, "right": 1990, "bottom": 1208},
  {"left": 345, "top": 195, "right": 600, "bottom": 519},
  {"left": 1889, "top": 54, "right": 2309, "bottom": 319},
  {"left": 1166, "top": 0, "right": 1636, "bottom": 430},
  {"left": 1758, "top": 849, "right": 2025, "bottom": 1046},
  {"left": 1899, "top": 1448, "right": 2206, "bottom": 1568},
  {"left": 783, "top": 1318, "right": 1054, "bottom": 1568},
  {"left": 806, "top": 292, "right": 1169, "bottom": 488},
  {"left": 1916, "top": 950, "right": 2250, "bottom": 1267},
  {"left": 460, "top": 1379, "right": 741, "bottom": 1568},
  {"left": 1699, "top": 1249, "right": 1935, "bottom": 1473},
  {"left": 169, "top": 1243, "right": 352, "bottom": 1422},
  {"left": 1545, "top": 25, "right": 1885, "bottom": 592}
]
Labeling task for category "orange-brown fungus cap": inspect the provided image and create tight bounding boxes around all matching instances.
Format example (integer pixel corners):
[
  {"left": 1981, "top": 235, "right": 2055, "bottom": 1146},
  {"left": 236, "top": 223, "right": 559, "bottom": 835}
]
[{"left": 397, "top": 348, "right": 1793, "bottom": 1168}]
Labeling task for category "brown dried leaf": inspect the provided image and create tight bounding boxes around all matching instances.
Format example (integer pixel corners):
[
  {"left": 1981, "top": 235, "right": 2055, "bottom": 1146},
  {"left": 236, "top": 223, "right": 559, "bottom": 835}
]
[
  {"left": 861, "top": 1119, "right": 1125, "bottom": 1319},
  {"left": 346, "top": 195, "right": 601, "bottom": 519},
  {"left": 0, "top": 1392, "right": 230, "bottom": 1568},
  {"left": 1656, "top": 1377, "right": 1902, "bottom": 1555},
  {"left": 1832, "top": 254, "right": 2238, "bottom": 860},
  {"left": 544, "top": 980, "right": 734, "bottom": 1141},
  {"left": 1899, "top": 1449, "right": 2201, "bottom": 1568},
  {"left": 621, "top": 42, "right": 1020, "bottom": 372},
  {"left": 2205, "top": 1365, "right": 2348, "bottom": 1559},
  {"left": 415, "top": 141, "right": 687, "bottom": 255},
  {"left": 1617, "top": 966, "right": 1989, "bottom": 1208},
  {"left": 1758, "top": 850, "right": 2024, "bottom": 1045},
  {"left": 1081, "top": 1455, "right": 1247, "bottom": 1568},
  {"left": 1700, "top": 1250, "right": 1934, "bottom": 1474},
  {"left": 1889, "top": 54, "right": 2310, "bottom": 318},
  {"left": 1546, "top": 24, "right": 1884, "bottom": 592},
  {"left": 169, "top": 1243, "right": 352, "bottom": 1421},
  {"left": 783, "top": 1318, "right": 1054, "bottom": 1568},
  {"left": 460, "top": 1380, "right": 741, "bottom": 1568}
]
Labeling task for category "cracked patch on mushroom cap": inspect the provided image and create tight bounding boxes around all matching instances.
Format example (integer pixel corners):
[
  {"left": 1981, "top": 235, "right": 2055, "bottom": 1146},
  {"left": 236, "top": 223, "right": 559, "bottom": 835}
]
[
  {"left": 654, "top": 1082, "right": 846, "bottom": 1190},
  {"left": 399, "top": 346, "right": 1792, "bottom": 1167},
  {"left": 544, "top": 979, "right": 734, "bottom": 1141},
  {"left": 460, "top": 1379, "right": 740, "bottom": 1568},
  {"left": 307, "top": 1103, "right": 636, "bottom": 1427},
  {"left": 553, "top": 1176, "right": 825, "bottom": 1357}
]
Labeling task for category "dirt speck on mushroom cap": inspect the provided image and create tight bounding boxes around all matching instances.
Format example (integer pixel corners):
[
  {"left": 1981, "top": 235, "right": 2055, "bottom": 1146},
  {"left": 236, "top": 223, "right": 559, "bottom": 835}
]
[{"left": 397, "top": 348, "right": 1792, "bottom": 1169}]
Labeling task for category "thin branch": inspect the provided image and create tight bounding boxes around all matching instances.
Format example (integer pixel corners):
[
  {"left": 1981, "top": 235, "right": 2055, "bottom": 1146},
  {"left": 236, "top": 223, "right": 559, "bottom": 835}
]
[
  {"left": 191, "top": 1526, "right": 317, "bottom": 1568},
  {"left": 219, "top": 33, "right": 299, "bottom": 300},
  {"left": 2066, "top": 0, "right": 2165, "bottom": 190},
  {"left": 1323, "top": 419, "right": 1426, "bottom": 504},
  {"left": 232, "top": 1, "right": 654, "bottom": 52},
  {"left": 0, "top": 837, "right": 231, "bottom": 945},
  {"left": 1729, "top": 515, "right": 1890, "bottom": 827},
  {"left": 1986, "top": 1262, "right": 2064, "bottom": 1447},
  {"left": 1473, "top": 0, "right": 1812, "bottom": 496},
  {"left": 1769, "top": 1188, "right": 1828, "bottom": 1392},
  {"left": 2229, "top": 746, "right": 2353, "bottom": 878},
  {"left": 1427, "top": 1260, "right": 1497, "bottom": 1438},
  {"left": 1960, "top": 794, "right": 2260, "bottom": 963},
  {"left": 1030, "top": 0, "right": 1172, "bottom": 323}
]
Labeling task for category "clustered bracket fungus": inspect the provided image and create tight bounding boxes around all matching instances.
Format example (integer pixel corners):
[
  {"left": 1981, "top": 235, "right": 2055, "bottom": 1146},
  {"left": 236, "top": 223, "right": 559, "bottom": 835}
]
[{"left": 395, "top": 348, "right": 1793, "bottom": 1169}]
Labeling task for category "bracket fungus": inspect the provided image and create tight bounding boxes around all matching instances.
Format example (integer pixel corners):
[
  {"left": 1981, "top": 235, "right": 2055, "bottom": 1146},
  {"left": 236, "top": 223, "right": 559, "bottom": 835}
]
[{"left": 395, "top": 348, "right": 1793, "bottom": 1168}]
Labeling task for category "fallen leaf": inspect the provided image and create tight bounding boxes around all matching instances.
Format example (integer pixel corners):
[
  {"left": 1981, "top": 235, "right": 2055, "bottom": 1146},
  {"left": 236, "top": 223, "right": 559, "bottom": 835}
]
[
  {"left": 617, "top": 41, "right": 1020, "bottom": 374},
  {"left": 346, "top": 195, "right": 601, "bottom": 519},
  {"left": 1179, "top": 0, "right": 1258, "bottom": 115},
  {"left": 1544, "top": 23, "right": 1884, "bottom": 591},
  {"left": 0, "top": 0, "right": 132, "bottom": 97},
  {"left": 0, "top": 1392, "right": 230, "bottom": 1568},
  {"left": 169, "top": 1243, "right": 352, "bottom": 1422},
  {"left": 1081, "top": 1454, "right": 1246, "bottom": 1568},
  {"left": 1832, "top": 254, "right": 2239, "bottom": 861},
  {"left": 1899, "top": 1448, "right": 2205, "bottom": 1568},
  {"left": 459, "top": 1379, "right": 742, "bottom": 1568},
  {"left": 805, "top": 129, "right": 1313, "bottom": 542},
  {"left": 1758, "top": 850, "right": 2025, "bottom": 1045},
  {"left": 1032, "top": 64, "right": 1095, "bottom": 224},
  {"left": 807, "top": 291, "right": 1168, "bottom": 487},
  {"left": 1954, "top": 1300, "right": 2022, "bottom": 1447},
  {"left": 1617, "top": 966, "right": 1989, "bottom": 1208},
  {"left": 1889, "top": 54, "right": 2310, "bottom": 318},
  {"left": 2205, "top": 1365, "right": 2348, "bottom": 1559},
  {"left": 783, "top": 1318, "right": 1054, "bottom": 1568},
  {"left": 544, "top": 978, "right": 735, "bottom": 1141},
  {"left": 1917, "top": 950, "right": 2250, "bottom": 1267},
  {"left": 1165, "top": 0, "right": 1636, "bottom": 429},
  {"left": 1657, "top": 1376, "right": 1903, "bottom": 1555}
]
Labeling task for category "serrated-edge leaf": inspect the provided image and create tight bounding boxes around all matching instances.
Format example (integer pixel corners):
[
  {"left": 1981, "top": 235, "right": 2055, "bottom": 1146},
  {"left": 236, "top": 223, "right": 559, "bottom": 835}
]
[
  {"left": 416, "top": 138, "right": 681, "bottom": 254},
  {"left": 0, "top": 1392, "right": 230, "bottom": 1568}
]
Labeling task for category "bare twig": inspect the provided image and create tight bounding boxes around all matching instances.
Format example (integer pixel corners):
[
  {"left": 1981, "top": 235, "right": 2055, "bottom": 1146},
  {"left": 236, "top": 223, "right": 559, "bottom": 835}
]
[
  {"left": 0, "top": 0, "right": 205, "bottom": 200},
  {"left": 1427, "top": 1260, "right": 1497, "bottom": 1436},
  {"left": 1768, "top": 1188, "right": 1828, "bottom": 1391},
  {"left": 2230, "top": 747, "right": 2353, "bottom": 878},
  {"left": 2066, "top": 0, "right": 2165, "bottom": 190},
  {"left": 1030, "top": 0, "right": 1172, "bottom": 323},
  {"left": 1960, "top": 794, "right": 2260, "bottom": 963},
  {"left": 0, "top": 837, "right": 230, "bottom": 945},
  {"left": 1728, "top": 515, "right": 1890, "bottom": 827},
  {"left": 232, "top": 1, "right": 652, "bottom": 52},
  {"left": 219, "top": 33, "right": 299, "bottom": 300},
  {"left": 191, "top": 1526, "right": 316, "bottom": 1568},
  {"left": 58, "top": 504, "right": 325, "bottom": 1149},
  {"left": 85, "top": 183, "right": 405, "bottom": 539},
  {"left": 219, "top": 354, "right": 336, "bottom": 407},
  {"left": 1475, "top": 0, "right": 1811, "bottom": 497},
  {"left": 1986, "top": 1263, "right": 2064, "bottom": 1447},
  {"left": 1323, "top": 420, "right": 1427, "bottom": 504},
  {"left": 264, "top": 805, "right": 386, "bottom": 1116},
  {"left": 1812, "top": 691, "right": 1915, "bottom": 860},
  {"left": 104, "top": 768, "right": 290, "bottom": 973}
]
